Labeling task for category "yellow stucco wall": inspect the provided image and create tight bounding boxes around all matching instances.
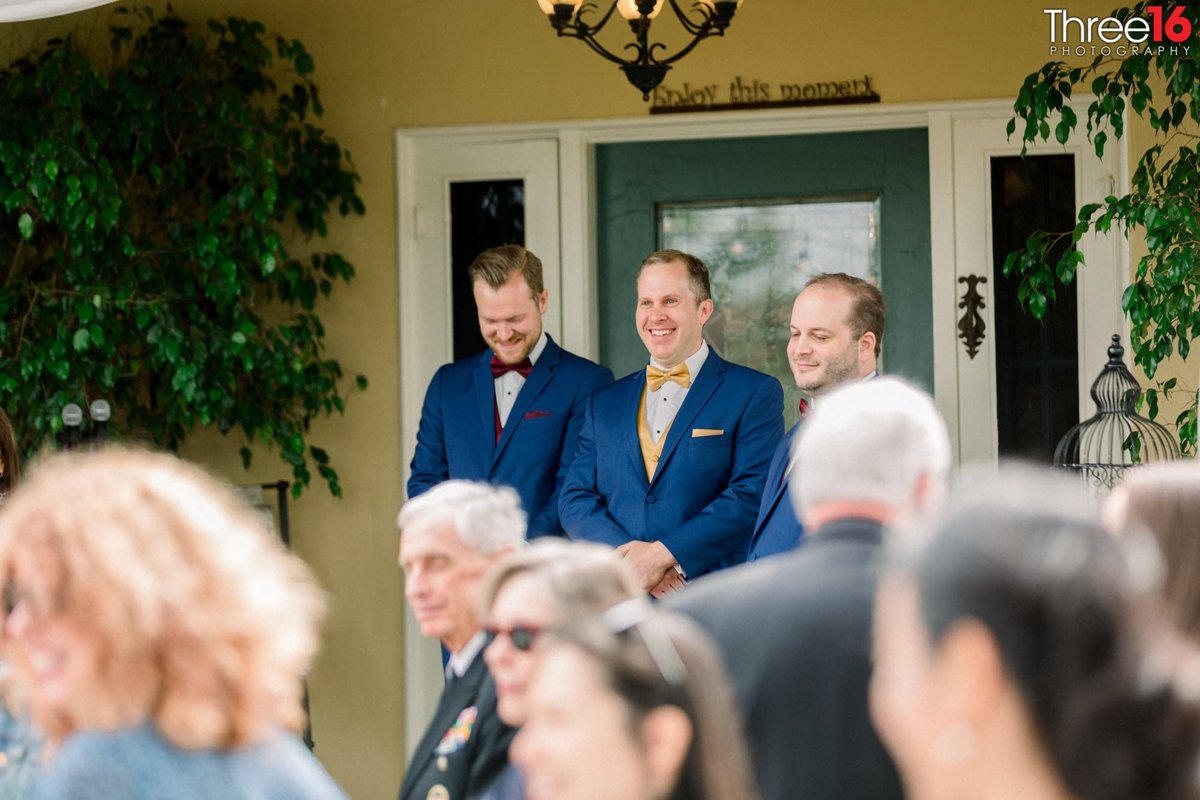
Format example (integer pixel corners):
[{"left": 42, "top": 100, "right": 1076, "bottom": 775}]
[{"left": 2, "top": 1, "right": 1186, "bottom": 797}]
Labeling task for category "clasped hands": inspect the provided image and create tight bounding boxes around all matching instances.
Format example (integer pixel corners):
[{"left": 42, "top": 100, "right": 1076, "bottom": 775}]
[{"left": 615, "top": 539, "right": 685, "bottom": 598}]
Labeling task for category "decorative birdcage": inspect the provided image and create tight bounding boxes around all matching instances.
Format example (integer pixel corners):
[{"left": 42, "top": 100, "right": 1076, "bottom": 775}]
[{"left": 1053, "top": 334, "right": 1180, "bottom": 490}]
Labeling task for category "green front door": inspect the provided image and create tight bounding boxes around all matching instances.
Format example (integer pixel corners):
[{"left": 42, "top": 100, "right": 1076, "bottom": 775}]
[{"left": 596, "top": 128, "right": 931, "bottom": 424}]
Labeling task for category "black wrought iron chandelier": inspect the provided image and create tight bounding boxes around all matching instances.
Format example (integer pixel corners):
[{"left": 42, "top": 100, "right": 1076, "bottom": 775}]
[{"left": 537, "top": 0, "right": 745, "bottom": 100}]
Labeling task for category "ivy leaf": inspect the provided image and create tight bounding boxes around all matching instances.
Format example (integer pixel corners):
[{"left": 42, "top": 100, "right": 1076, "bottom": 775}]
[
  {"left": 0, "top": 9, "right": 367, "bottom": 497},
  {"left": 1008, "top": 40, "right": 1200, "bottom": 455}
]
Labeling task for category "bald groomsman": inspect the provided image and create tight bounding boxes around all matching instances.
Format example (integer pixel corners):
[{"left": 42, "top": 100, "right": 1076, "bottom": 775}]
[
  {"left": 559, "top": 249, "right": 783, "bottom": 595},
  {"left": 408, "top": 245, "right": 612, "bottom": 537},
  {"left": 746, "top": 273, "right": 885, "bottom": 562}
]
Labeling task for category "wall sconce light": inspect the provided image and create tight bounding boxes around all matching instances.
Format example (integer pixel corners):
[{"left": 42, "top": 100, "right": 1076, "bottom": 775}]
[{"left": 537, "top": 0, "right": 745, "bottom": 100}]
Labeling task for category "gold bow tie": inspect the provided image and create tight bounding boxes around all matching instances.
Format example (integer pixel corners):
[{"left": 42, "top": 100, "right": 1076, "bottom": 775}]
[{"left": 646, "top": 363, "right": 691, "bottom": 391}]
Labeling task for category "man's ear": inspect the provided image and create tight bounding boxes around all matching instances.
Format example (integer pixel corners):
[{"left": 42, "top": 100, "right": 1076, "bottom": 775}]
[
  {"left": 697, "top": 298, "right": 714, "bottom": 326},
  {"left": 858, "top": 331, "right": 877, "bottom": 362},
  {"left": 641, "top": 705, "right": 693, "bottom": 799},
  {"left": 537, "top": 289, "right": 549, "bottom": 315}
]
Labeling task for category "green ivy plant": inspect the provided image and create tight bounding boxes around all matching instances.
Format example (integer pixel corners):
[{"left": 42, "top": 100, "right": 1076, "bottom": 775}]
[
  {"left": 0, "top": 7, "right": 366, "bottom": 495},
  {"left": 1004, "top": 1, "right": 1199, "bottom": 453}
]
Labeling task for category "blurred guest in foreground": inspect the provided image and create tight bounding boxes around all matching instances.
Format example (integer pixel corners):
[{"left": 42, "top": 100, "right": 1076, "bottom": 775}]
[
  {"left": 674, "top": 377, "right": 949, "bottom": 800},
  {"left": 398, "top": 481, "right": 524, "bottom": 800},
  {"left": 474, "top": 539, "right": 642, "bottom": 799},
  {"left": 0, "top": 407, "right": 19, "bottom": 505},
  {"left": 1104, "top": 461, "right": 1200, "bottom": 639},
  {"left": 0, "top": 448, "right": 344, "bottom": 799},
  {"left": 0, "top": 406, "right": 38, "bottom": 799},
  {"left": 872, "top": 472, "right": 1200, "bottom": 800},
  {"left": 512, "top": 604, "right": 757, "bottom": 800}
]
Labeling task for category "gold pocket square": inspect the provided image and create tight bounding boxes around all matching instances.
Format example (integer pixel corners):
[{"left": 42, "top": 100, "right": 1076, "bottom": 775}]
[{"left": 691, "top": 428, "right": 725, "bottom": 438}]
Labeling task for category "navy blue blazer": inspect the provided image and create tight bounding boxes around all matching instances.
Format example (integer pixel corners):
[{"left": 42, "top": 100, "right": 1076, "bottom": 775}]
[
  {"left": 746, "top": 424, "right": 805, "bottom": 561},
  {"left": 558, "top": 350, "right": 783, "bottom": 578},
  {"left": 407, "top": 335, "right": 613, "bottom": 538}
]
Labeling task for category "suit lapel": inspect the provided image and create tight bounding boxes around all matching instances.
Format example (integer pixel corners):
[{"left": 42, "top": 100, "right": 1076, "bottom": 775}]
[
  {"left": 400, "top": 652, "right": 488, "bottom": 799},
  {"left": 623, "top": 372, "right": 650, "bottom": 487},
  {"left": 650, "top": 351, "right": 725, "bottom": 487},
  {"left": 755, "top": 426, "right": 797, "bottom": 531},
  {"left": 473, "top": 353, "right": 498, "bottom": 459},
  {"left": 494, "top": 337, "right": 560, "bottom": 463}
]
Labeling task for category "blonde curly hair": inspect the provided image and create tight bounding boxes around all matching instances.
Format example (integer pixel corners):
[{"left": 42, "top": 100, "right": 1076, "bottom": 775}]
[{"left": 0, "top": 448, "right": 325, "bottom": 749}]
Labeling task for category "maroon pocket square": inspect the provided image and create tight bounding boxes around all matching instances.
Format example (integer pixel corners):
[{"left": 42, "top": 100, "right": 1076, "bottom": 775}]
[{"left": 524, "top": 410, "right": 553, "bottom": 420}]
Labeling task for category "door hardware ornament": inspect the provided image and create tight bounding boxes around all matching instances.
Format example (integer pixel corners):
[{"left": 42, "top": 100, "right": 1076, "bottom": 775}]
[{"left": 957, "top": 275, "right": 987, "bottom": 359}]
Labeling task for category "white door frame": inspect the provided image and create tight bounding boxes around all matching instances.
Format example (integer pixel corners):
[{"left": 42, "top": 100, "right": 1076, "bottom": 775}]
[
  {"left": 944, "top": 109, "right": 1128, "bottom": 465},
  {"left": 394, "top": 97, "right": 1128, "bottom": 747},
  {"left": 394, "top": 136, "right": 562, "bottom": 753}
]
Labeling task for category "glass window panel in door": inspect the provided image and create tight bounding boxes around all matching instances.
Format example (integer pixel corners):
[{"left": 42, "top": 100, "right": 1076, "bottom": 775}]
[
  {"left": 989, "top": 155, "right": 1079, "bottom": 461},
  {"left": 660, "top": 197, "right": 880, "bottom": 427},
  {"left": 449, "top": 180, "right": 525, "bottom": 361}
]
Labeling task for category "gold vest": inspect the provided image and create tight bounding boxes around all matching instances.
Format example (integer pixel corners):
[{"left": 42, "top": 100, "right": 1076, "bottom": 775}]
[{"left": 637, "top": 384, "right": 673, "bottom": 481}]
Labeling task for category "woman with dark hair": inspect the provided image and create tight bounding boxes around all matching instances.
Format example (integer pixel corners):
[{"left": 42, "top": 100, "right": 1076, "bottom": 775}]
[
  {"left": 871, "top": 476, "right": 1200, "bottom": 800},
  {"left": 511, "top": 604, "right": 757, "bottom": 800},
  {"left": 1104, "top": 462, "right": 1200, "bottom": 640}
]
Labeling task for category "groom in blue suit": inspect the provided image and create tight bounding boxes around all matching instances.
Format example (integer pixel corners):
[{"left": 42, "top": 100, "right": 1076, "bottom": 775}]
[
  {"left": 408, "top": 245, "right": 613, "bottom": 538},
  {"left": 746, "top": 273, "right": 885, "bottom": 562},
  {"left": 560, "top": 250, "right": 783, "bottom": 595}
]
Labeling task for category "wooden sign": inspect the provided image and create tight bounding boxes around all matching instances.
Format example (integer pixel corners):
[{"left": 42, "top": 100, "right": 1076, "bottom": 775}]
[{"left": 649, "top": 75, "right": 880, "bottom": 114}]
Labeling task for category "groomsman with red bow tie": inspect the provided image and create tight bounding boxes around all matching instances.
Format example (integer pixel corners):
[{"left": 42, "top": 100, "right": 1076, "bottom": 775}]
[
  {"left": 559, "top": 249, "right": 783, "bottom": 596},
  {"left": 408, "top": 245, "right": 612, "bottom": 538}
]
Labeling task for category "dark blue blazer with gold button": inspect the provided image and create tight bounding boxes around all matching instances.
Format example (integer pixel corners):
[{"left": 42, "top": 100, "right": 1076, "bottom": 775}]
[{"left": 558, "top": 349, "right": 783, "bottom": 578}]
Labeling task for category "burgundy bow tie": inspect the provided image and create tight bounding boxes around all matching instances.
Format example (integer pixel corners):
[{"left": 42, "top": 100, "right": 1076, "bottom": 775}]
[
  {"left": 798, "top": 398, "right": 811, "bottom": 418},
  {"left": 491, "top": 356, "right": 533, "bottom": 379}
]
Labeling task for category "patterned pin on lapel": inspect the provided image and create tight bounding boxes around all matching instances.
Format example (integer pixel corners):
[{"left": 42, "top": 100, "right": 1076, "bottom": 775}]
[{"left": 434, "top": 705, "right": 478, "bottom": 766}]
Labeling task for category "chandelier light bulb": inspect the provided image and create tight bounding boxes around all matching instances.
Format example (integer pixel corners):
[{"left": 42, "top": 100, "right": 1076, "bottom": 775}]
[
  {"left": 616, "top": 0, "right": 665, "bottom": 21},
  {"left": 539, "top": 0, "right": 745, "bottom": 99},
  {"left": 537, "top": 0, "right": 581, "bottom": 13},
  {"left": 542, "top": 0, "right": 583, "bottom": 12}
]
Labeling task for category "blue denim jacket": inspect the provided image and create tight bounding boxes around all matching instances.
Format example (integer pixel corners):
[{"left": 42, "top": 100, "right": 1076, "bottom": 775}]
[{"left": 0, "top": 703, "right": 40, "bottom": 799}]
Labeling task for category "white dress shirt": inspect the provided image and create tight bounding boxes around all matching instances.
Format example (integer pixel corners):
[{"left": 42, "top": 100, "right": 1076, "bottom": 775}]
[
  {"left": 446, "top": 629, "right": 488, "bottom": 680},
  {"left": 644, "top": 341, "right": 710, "bottom": 443},
  {"left": 494, "top": 332, "right": 548, "bottom": 427}
]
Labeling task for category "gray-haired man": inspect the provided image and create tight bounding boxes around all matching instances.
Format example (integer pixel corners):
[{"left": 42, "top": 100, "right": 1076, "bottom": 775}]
[
  {"left": 673, "top": 378, "right": 950, "bottom": 800},
  {"left": 397, "top": 480, "right": 523, "bottom": 800}
]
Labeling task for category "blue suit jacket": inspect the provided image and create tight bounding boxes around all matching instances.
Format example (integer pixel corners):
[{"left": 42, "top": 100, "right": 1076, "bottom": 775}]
[
  {"left": 559, "top": 350, "right": 783, "bottom": 578},
  {"left": 407, "top": 335, "right": 613, "bottom": 538},
  {"left": 746, "top": 424, "right": 805, "bottom": 561}
]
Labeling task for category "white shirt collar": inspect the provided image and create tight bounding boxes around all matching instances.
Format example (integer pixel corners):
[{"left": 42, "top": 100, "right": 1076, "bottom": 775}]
[
  {"left": 650, "top": 340, "right": 709, "bottom": 378},
  {"left": 805, "top": 369, "right": 878, "bottom": 409},
  {"left": 527, "top": 332, "right": 548, "bottom": 366},
  {"left": 446, "top": 630, "right": 488, "bottom": 679}
]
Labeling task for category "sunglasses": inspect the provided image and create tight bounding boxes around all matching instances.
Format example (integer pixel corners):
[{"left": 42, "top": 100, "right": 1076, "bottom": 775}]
[{"left": 486, "top": 624, "right": 543, "bottom": 652}]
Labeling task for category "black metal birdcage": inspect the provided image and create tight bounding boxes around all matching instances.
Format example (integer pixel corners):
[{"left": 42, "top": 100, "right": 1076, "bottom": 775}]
[{"left": 1053, "top": 334, "right": 1180, "bottom": 490}]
